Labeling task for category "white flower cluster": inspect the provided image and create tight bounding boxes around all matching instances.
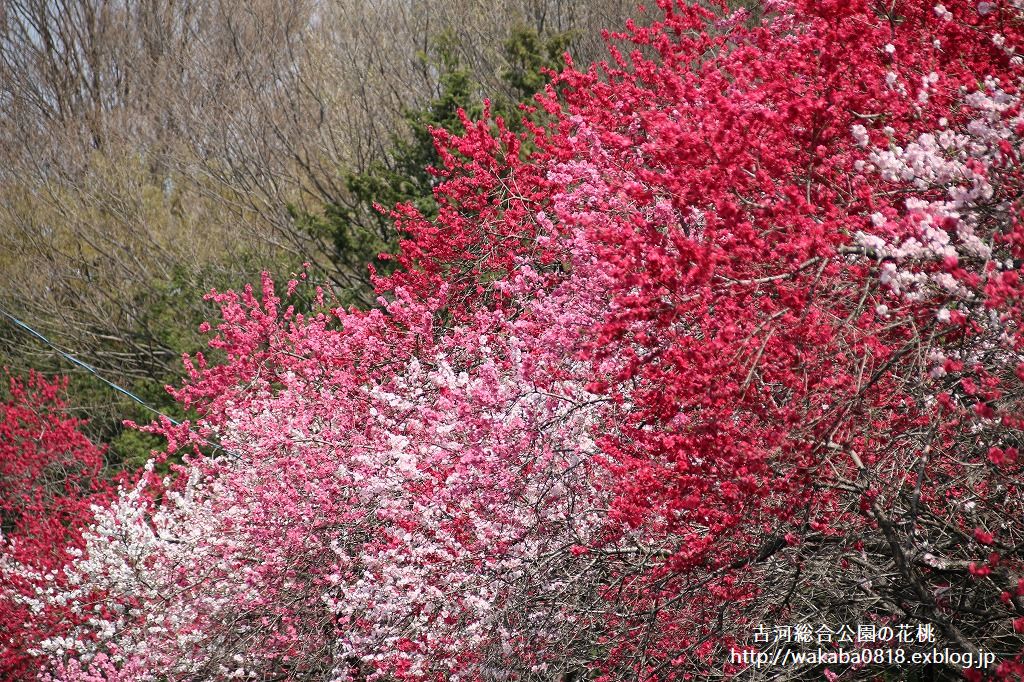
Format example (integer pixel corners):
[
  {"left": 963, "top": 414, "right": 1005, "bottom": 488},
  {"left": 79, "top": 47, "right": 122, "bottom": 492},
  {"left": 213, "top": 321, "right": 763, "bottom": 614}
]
[
  {"left": 855, "top": 83, "right": 1017, "bottom": 274},
  {"left": 324, "top": 325, "right": 611, "bottom": 679},
  {"left": 852, "top": 77, "right": 1022, "bottom": 376}
]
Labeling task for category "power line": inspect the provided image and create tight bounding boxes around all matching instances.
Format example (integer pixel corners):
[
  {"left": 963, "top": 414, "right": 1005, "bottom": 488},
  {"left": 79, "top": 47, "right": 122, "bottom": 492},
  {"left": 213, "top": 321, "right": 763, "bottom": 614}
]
[
  {"left": 0, "top": 304, "right": 180, "bottom": 424},
  {"left": 0, "top": 304, "right": 237, "bottom": 459}
]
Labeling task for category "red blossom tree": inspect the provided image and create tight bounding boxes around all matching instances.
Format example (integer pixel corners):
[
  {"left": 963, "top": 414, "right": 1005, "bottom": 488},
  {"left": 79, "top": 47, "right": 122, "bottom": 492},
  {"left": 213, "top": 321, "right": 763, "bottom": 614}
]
[
  {"left": 12, "top": 0, "right": 1024, "bottom": 680},
  {"left": 0, "top": 373, "right": 113, "bottom": 679}
]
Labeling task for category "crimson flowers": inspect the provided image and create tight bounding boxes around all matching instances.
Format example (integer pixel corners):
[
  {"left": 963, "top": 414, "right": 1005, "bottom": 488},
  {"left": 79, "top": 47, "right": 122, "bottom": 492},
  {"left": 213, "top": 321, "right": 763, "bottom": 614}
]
[{"left": 0, "top": 374, "right": 112, "bottom": 679}]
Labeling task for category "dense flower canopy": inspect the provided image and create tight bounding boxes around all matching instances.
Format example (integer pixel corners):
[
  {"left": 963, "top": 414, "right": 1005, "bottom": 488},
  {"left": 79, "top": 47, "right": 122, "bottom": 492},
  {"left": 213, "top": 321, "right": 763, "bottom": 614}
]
[
  {"left": 4, "top": 0, "right": 1024, "bottom": 679},
  {"left": 0, "top": 374, "right": 113, "bottom": 679}
]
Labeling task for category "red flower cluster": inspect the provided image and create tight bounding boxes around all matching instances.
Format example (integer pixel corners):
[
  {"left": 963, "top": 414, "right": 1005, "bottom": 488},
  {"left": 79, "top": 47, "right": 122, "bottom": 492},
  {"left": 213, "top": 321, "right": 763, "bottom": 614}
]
[{"left": 0, "top": 374, "right": 113, "bottom": 679}]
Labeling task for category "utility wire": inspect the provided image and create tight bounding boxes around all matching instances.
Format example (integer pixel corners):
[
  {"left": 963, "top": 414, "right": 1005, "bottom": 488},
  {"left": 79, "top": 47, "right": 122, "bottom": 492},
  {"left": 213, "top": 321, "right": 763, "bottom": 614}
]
[
  {"left": 0, "top": 303, "right": 237, "bottom": 459},
  {"left": 0, "top": 304, "right": 179, "bottom": 424}
]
